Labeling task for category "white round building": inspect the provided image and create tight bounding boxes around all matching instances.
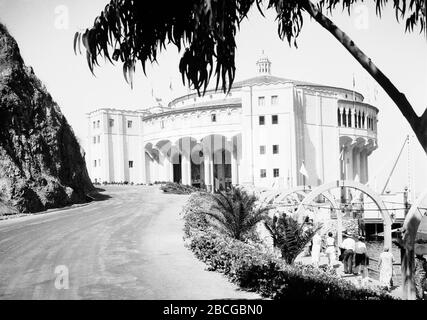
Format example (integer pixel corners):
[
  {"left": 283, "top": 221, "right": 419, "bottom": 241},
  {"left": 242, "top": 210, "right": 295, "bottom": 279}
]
[{"left": 86, "top": 55, "right": 378, "bottom": 192}]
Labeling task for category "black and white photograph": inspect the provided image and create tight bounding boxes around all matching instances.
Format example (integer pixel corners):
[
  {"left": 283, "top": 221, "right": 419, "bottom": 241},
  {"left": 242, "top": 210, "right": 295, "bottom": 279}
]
[{"left": 0, "top": 0, "right": 426, "bottom": 309}]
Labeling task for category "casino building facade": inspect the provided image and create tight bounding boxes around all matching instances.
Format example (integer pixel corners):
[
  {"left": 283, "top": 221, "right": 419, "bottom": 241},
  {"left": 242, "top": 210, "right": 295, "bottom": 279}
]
[{"left": 86, "top": 55, "right": 379, "bottom": 191}]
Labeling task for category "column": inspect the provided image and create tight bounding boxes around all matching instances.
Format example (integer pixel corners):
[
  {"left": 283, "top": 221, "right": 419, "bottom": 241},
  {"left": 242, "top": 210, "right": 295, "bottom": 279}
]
[
  {"left": 187, "top": 155, "right": 192, "bottom": 185},
  {"left": 210, "top": 155, "right": 215, "bottom": 192},
  {"left": 153, "top": 155, "right": 160, "bottom": 183},
  {"left": 362, "top": 110, "right": 367, "bottom": 129},
  {"left": 204, "top": 152, "right": 212, "bottom": 192},
  {"left": 164, "top": 154, "right": 173, "bottom": 182},
  {"left": 353, "top": 147, "right": 361, "bottom": 182},
  {"left": 145, "top": 152, "right": 151, "bottom": 184},
  {"left": 181, "top": 155, "right": 189, "bottom": 185},
  {"left": 344, "top": 144, "right": 354, "bottom": 180},
  {"left": 231, "top": 149, "right": 238, "bottom": 186},
  {"left": 157, "top": 149, "right": 166, "bottom": 182}
]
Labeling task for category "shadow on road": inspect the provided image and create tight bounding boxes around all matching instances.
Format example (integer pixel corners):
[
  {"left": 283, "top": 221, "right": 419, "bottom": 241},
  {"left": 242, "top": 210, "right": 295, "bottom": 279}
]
[{"left": 87, "top": 187, "right": 112, "bottom": 202}]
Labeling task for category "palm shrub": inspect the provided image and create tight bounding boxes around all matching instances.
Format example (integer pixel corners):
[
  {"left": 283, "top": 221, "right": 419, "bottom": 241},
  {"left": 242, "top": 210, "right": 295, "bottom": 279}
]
[
  {"left": 198, "top": 187, "right": 271, "bottom": 241},
  {"left": 264, "top": 213, "right": 322, "bottom": 264}
]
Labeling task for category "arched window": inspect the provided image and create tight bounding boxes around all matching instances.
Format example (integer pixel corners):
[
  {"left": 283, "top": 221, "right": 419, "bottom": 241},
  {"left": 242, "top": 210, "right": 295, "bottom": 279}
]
[
  {"left": 362, "top": 112, "right": 365, "bottom": 128},
  {"left": 337, "top": 109, "right": 341, "bottom": 126},
  {"left": 358, "top": 111, "right": 362, "bottom": 128},
  {"left": 354, "top": 110, "right": 358, "bottom": 128},
  {"left": 343, "top": 109, "right": 347, "bottom": 127},
  {"left": 348, "top": 109, "right": 352, "bottom": 127}
]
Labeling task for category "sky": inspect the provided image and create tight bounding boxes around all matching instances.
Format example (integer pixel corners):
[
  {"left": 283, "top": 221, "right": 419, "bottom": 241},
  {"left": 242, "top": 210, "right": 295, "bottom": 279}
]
[{"left": 0, "top": 0, "right": 426, "bottom": 198}]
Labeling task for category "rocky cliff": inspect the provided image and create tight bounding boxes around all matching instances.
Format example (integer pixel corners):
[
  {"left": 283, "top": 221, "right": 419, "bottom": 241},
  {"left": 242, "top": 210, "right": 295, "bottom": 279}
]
[{"left": 0, "top": 23, "right": 94, "bottom": 213}]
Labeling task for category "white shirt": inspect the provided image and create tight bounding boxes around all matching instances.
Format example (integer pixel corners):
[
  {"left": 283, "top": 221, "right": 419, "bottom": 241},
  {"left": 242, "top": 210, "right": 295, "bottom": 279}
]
[
  {"left": 342, "top": 238, "right": 356, "bottom": 251},
  {"left": 326, "top": 237, "right": 335, "bottom": 246},
  {"left": 312, "top": 233, "right": 322, "bottom": 247},
  {"left": 355, "top": 241, "right": 367, "bottom": 254}
]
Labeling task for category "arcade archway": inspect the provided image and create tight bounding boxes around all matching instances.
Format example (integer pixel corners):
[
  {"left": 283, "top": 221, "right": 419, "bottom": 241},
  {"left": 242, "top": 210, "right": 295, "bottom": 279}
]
[{"left": 295, "top": 180, "right": 393, "bottom": 249}]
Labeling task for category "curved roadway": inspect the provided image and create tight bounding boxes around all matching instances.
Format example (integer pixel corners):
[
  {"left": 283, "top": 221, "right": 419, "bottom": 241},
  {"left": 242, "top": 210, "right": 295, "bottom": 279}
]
[{"left": 0, "top": 186, "right": 260, "bottom": 300}]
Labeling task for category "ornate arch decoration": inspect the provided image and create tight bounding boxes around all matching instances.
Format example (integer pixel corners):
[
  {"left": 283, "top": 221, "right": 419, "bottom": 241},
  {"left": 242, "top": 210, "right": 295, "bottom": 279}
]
[
  {"left": 295, "top": 180, "right": 392, "bottom": 249},
  {"left": 274, "top": 186, "right": 311, "bottom": 203},
  {"left": 273, "top": 186, "right": 338, "bottom": 212}
]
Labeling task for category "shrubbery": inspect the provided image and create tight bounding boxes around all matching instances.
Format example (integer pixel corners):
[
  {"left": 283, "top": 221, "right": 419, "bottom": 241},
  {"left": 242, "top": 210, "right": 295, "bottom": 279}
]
[
  {"left": 182, "top": 194, "right": 395, "bottom": 300},
  {"left": 160, "top": 182, "right": 202, "bottom": 194}
]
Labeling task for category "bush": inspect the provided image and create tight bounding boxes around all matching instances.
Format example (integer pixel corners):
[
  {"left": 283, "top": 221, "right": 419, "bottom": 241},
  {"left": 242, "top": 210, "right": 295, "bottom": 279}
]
[
  {"left": 182, "top": 197, "right": 395, "bottom": 300},
  {"left": 187, "top": 229, "right": 393, "bottom": 300},
  {"left": 160, "top": 182, "right": 201, "bottom": 194}
]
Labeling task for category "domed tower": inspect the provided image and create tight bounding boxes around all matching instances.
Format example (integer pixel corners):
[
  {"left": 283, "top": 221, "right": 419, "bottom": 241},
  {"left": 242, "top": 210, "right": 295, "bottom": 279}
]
[{"left": 256, "top": 50, "right": 271, "bottom": 75}]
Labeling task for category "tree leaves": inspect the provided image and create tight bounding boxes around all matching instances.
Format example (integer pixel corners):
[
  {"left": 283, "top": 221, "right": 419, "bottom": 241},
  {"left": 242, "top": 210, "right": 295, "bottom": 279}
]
[
  {"left": 197, "top": 187, "right": 270, "bottom": 241},
  {"left": 75, "top": 0, "right": 425, "bottom": 93},
  {"left": 265, "top": 213, "right": 322, "bottom": 264},
  {"left": 318, "top": 0, "right": 425, "bottom": 34}
]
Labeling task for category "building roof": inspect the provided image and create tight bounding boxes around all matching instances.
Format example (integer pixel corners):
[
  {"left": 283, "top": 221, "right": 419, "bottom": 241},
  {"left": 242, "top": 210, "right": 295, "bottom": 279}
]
[
  {"left": 233, "top": 75, "right": 314, "bottom": 88},
  {"left": 144, "top": 101, "right": 241, "bottom": 121}
]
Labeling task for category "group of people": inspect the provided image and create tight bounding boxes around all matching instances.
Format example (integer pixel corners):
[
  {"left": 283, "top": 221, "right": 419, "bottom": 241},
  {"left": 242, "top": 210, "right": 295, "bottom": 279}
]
[
  {"left": 309, "top": 231, "right": 397, "bottom": 290},
  {"left": 340, "top": 234, "right": 369, "bottom": 277}
]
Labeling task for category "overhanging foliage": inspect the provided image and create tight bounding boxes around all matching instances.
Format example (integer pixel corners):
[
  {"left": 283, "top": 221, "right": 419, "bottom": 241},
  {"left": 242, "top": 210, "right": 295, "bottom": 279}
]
[{"left": 75, "top": 0, "right": 425, "bottom": 94}]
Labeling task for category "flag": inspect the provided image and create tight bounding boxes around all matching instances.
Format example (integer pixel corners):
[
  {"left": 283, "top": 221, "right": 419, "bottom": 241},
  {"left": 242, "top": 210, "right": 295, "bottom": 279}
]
[
  {"left": 354, "top": 174, "right": 360, "bottom": 183},
  {"left": 299, "top": 161, "right": 308, "bottom": 178}
]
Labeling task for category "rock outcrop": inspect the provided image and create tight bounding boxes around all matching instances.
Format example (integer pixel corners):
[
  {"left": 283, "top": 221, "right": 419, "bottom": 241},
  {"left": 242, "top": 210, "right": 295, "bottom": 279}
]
[{"left": 0, "top": 23, "right": 94, "bottom": 213}]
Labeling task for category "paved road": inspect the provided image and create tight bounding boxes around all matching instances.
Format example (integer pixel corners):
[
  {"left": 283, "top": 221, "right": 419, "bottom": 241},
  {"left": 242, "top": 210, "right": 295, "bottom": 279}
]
[{"left": 0, "top": 186, "right": 260, "bottom": 300}]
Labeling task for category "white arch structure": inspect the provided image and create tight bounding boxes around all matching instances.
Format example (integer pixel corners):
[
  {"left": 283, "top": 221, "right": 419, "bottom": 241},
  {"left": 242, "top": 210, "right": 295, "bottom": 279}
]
[
  {"left": 401, "top": 189, "right": 427, "bottom": 300},
  {"left": 295, "top": 180, "right": 392, "bottom": 249},
  {"left": 257, "top": 186, "right": 339, "bottom": 212},
  {"left": 273, "top": 186, "right": 311, "bottom": 203}
]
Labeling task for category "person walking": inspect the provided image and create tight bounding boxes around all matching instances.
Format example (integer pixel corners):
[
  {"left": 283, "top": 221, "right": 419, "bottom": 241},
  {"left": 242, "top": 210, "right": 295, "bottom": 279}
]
[
  {"left": 354, "top": 236, "right": 368, "bottom": 276},
  {"left": 325, "top": 232, "right": 336, "bottom": 266},
  {"left": 378, "top": 248, "right": 394, "bottom": 290},
  {"left": 311, "top": 232, "right": 322, "bottom": 267},
  {"left": 341, "top": 234, "right": 356, "bottom": 274}
]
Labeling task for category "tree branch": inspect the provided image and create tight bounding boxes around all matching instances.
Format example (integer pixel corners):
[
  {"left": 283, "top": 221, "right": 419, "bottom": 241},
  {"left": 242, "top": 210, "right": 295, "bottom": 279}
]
[
  {"left": 420, "top": 107, "right": 427, "bottom": 127},
  {"left": 301, "top": 0, "right": 427, "bottom": 151}
]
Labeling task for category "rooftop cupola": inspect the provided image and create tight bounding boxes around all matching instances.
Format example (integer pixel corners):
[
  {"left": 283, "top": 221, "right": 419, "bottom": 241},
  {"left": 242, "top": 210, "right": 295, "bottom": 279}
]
[{"left": 256, "top": 50, "right": 271, "bottom": 75}]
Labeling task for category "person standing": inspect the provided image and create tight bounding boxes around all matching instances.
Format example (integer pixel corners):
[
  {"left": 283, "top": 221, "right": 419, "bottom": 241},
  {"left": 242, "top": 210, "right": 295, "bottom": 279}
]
[
  {"left": 341, "top": 234, "right": 356, "bottom": 274},
  {"left": 325, "top": 232, "right": 336, "bottom": 266},
  {"left": 354, "top": 236, "right": 368, "bottom": 276},
  {"left": 311, "top": 232, "right": 322, "bottom": 267},
  {"left": 414, "top": 254, "right": 427, "bottom": 300},
  {"left": 378, "top": 248, "right": 394, "bottom": 290}
]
